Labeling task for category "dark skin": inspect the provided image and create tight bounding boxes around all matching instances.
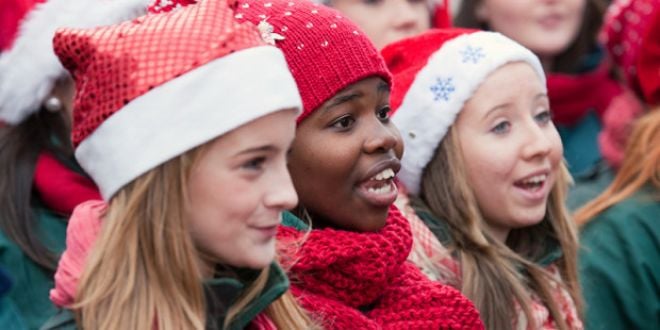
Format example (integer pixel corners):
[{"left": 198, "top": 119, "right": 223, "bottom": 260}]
[{"left": 287, "top": 77, "right": 404, "bottom": 232}]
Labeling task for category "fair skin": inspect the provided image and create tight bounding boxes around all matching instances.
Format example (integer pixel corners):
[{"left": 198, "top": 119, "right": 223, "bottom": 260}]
[
  {"left": 330, "top": 0, "right": 431, "bottom": 49},
  {"left": 186, "top": 109, "right": 299, "bottom": 276},
  {"left": 288, "top": 77, "right": 404, "bottom": 232},
  {"left": 455, "top": 62, "right": 563, "bottom": 242},
  {"left": 476, "top": 0, "right": 585, "bottom": 70}
]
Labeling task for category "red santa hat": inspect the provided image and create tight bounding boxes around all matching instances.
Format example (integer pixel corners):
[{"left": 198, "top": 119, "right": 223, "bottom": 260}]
[
  {"left": 54, "top": 0, "right": 302, "bottom": 199},
  {"left": 382, "top": 29, "right": 545, "bottom": 195},
  {"left": 0, "top": 0, "right": 151, "bottom": 125}
]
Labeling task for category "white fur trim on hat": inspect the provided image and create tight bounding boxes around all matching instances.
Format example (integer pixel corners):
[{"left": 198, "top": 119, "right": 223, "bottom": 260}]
[
  {"left": 393, "top": 31, "right": 545, "bottom": 195},
  {"left": 0, "top": 0, "right": 150, "bottom": 124},
  {"left": 76, "top": 46, "right": 302, "bottom": 200}
]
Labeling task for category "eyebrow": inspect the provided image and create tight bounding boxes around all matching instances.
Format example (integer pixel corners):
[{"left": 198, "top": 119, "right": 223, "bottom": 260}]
[
  {"left": 325, "top": 90, "right": 363, "bottom": 110},
  {"left": 234, "top": 145, "right": 277, "bottom": 157},
  {"left": 483, "top": 93, "right": 548, "bottom": 119}
]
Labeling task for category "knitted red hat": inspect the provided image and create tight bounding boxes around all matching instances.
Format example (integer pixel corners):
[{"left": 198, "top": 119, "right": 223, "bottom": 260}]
[
  {"left": 54, "top": 0, "right": 302, "bottom": 199},
  {"left": 0, "top": 0, "right": 150, "bottom": 125},
  {"left": 382, "top": 29, "right": 545, "bottom": 194},
  {"left": 602, "top": 0, "right": 659, "bottom": 104},
  {"left": 636, "top": 8, "right": 660, "bottom": 105},
  {"left": 232, "top": 0, "right": 391, "bottom": 123}
]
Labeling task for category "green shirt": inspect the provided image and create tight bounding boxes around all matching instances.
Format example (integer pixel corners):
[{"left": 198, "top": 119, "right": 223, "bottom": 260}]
[
  {"left": 579, "top": 187, "right": 660, "bottom": 330},
  {"left": 0, "top": 204, "right": 67, "bottom": 330}
]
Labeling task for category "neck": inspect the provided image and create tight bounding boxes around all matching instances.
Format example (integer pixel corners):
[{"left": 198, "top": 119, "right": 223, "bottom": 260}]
[{"left": 484, "top": 222, "right": 510, "bottom": 244}]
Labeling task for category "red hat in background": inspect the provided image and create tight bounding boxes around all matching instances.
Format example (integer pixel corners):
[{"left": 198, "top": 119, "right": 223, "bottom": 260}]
[
  {"left": 0, "top": 0, "right": 45, "bottom": 51},
  {"left": 432, "top": 0, "right": 451, "bottom": 28},
  {"left": 636, "top": 8, "right": 660, "bottom": 106},
  {"left": 0, "top": 0, "right": 150, "bottom": 125},
  {"left": 602, "top": 0, "right": 660, "bottom": 105}
]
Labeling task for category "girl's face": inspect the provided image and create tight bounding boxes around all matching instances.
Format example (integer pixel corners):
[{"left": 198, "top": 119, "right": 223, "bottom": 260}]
[
  {"left": 331, "top": 0, "right": 431, "bottom": 49},
  {"left": 186, "top": 109, "right": 299, "bottom": 273},
  {"left": 454, "top": 62, "right": 563, "bottom": 242},
  {"left": 288, "top": 77, "right": 403, "bottom": 232},
  {"left": 476, "top": 0, "right": 585, "bottom": 65}
]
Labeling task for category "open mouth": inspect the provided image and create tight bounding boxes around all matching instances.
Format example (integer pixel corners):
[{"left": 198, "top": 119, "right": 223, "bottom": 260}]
[
  {"left": 514, "top": 173, "right": 547, "bottom": 192},
  {"left": 357, "top": 167, "right": 398, "bottom": 207}
]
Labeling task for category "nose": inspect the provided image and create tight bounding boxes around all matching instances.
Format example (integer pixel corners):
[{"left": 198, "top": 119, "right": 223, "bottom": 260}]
[
  {"left": 363, "top": 119, "right": 401, "bottom": 154},
  {"left": 521, "top": 120, "right": 554, "bottom": 161},
  {"left": 264, "top": 161, "right": 299, "bottom": 210}
]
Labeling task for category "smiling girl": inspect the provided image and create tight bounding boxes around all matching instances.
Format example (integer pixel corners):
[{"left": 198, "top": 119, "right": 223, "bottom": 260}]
[
  {"left": 41, "top": 0, "right": 315, "bottom": 328},
  {"left": 383, "top": 29, "right": 583, "bottom": 330},
  {"left": 453, "top": 0, "right": 645, "bottom": 210},
  {"left": 234, "top": 0, "right": 483, "bottom": 328}
]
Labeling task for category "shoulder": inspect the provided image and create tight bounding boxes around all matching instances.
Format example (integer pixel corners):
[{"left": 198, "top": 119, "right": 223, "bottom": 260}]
[{"left": 580, "top": 192, "right": 659, "bottom": 245}]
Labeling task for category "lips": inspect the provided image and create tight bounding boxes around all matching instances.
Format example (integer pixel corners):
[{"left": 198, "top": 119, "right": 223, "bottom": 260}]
[
  {"left": 538, "top": 13, "right": 563, "bottom": 29},
  {"left": 355, "top": 158, "right": 401, "bottom": 207},
  {"left": 513, "top": 169, "right": 552, "bottom": 203}
]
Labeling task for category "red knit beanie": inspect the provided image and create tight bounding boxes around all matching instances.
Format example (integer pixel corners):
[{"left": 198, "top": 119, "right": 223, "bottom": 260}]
[
  {"left": 637, "top": 8, "right": 660, "bottom": 106},
  {"left": 233, "top": 0, "right": 391, "bottom": 123},
  {"left": 54, "top": 0, "right": 301, "bottom": 199},
  {"left": 382, "top": 29, "right": 545, "bottom": 194},
  {"left": 602, "top": 0, "right": 660, "bottom": 105}
]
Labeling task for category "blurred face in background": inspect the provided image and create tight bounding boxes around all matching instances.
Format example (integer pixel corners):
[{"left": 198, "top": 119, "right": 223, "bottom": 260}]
[
  {"left": 329, "top": 0, "right": 431, "bottom": 49},
  {"left": 475, "top": 0, "right": 585, "bottom": 66}
]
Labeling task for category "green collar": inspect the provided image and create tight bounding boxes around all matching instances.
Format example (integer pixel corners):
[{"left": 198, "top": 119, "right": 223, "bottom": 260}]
[{"left": 204, "top": 263, "right": 289, "bottom": 330}]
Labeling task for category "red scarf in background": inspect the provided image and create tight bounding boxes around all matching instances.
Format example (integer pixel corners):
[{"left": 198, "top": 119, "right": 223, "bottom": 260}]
[
  {"left": 277, "top": 206, "right": 484, "bottom": 330},
  {"left": 33, "top": 152, "right": 101, "bottom": 215},
  {"left": 546, "top": 62, "right": 622, "bottom": 127},
  {"left": 547, "top": 62, "right": 645, "bottom": 168}
]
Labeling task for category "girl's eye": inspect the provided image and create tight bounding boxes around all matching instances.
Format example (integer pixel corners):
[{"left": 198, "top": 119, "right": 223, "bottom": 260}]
[
  {"left": 535, "top": 110, "right": 552, "bottom": 125},
  {"left": 331, "top": 116, "right": 355, "bottom": 130},
  {"left": 491, "top": 121, "right": 510, "bottom": 134},
  {"left": 242, "top": 157, "right": 266, "bottom": 170},
  {"left": 362, "top": 0, "right": 383, "bottom": 5},
  {"left": 376, "top": 106, "right": 391, "bottom": 121}
]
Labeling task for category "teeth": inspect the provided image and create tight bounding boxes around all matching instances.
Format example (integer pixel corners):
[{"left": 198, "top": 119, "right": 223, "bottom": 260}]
[
  {"left": 367, "top": 183, "right": 393, "bottom": 194},
  {"left": 372, "top": 168, "right": 395, "bottom": 181},
  {"left": 523, "top": 174, "right": 546, "bottom": 184}
]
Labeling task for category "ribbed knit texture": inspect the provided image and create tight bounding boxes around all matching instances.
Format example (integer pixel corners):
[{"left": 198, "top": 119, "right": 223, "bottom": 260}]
[
  {"left": 277, "top": 206, "right": 484, "bottom": 329},
  {"left": 234, "top": 0, "right": 391, "bottom": 123}
]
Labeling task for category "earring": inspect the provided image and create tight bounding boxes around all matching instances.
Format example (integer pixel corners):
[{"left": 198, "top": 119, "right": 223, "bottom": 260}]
[{"left": 44, "top": 96, "right": 63, "bottom": 112}]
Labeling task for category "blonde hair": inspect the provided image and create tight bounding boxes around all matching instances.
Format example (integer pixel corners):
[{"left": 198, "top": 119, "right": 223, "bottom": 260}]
[
  {"left": 74, "top": 146, "right": 315, "bottom": 329},
  {"left": 412, "top": 128, "right": 582, "bottom": 330},
  {"left": 574, "top": 109, "right": 660, "bottom": 225}
]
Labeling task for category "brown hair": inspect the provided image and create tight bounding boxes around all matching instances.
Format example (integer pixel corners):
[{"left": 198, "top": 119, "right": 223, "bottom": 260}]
[
  {"left": 412, "top": 128, "right": 582, "bottom": 330},
  {"left": 74, "top": 146, "right": 315, "bottom": 329},
  {"left": 454, "top": 0, "right": 608, "bottom": 73},
  {"left": 574, "top": 109, "right": 660, "bottom": 225},
  {"left": 0, "top": 107, "right": 72, "bottom": 271}
]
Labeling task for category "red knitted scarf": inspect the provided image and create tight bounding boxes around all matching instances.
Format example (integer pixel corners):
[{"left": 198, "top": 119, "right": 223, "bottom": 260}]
[
  {"left": 33, "top": 152, "right": 101, "bottom": 215},
  {"left": 547, "top": 62, "right": 622, "bottom": 126},
  {"left": 277, "top": 206, "right": 484, "bottom": 330}
]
